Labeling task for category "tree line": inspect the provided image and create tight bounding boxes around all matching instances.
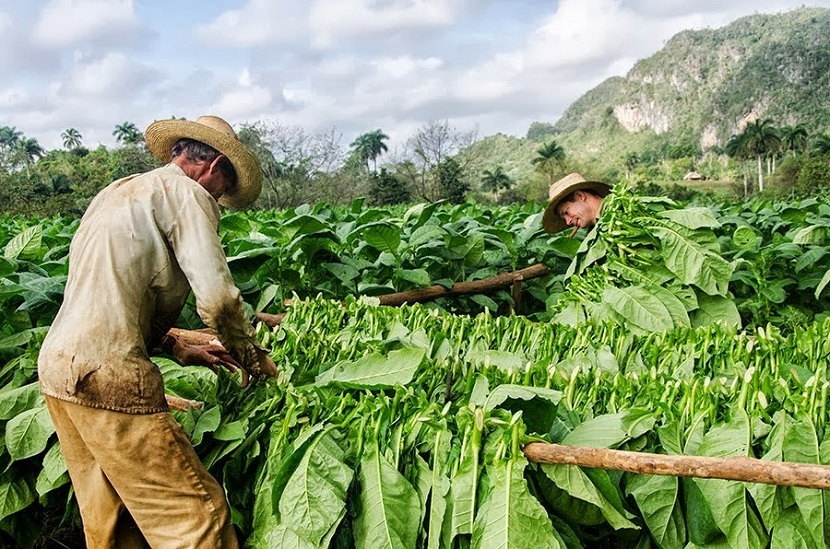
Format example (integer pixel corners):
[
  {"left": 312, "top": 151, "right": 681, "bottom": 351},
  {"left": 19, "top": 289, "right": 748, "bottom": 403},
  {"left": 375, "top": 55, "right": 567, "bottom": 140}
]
[{"left": 1, "top": 115, "right": 829, "bottom": 218}]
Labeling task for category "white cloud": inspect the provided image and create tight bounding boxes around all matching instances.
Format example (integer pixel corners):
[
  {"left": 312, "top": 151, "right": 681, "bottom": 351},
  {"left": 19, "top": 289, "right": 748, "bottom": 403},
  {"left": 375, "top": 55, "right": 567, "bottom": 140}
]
[
  {"left": 57, "top": 52, "right": 157, "bottom": 98},
  {"left": 210, "top": 68, "right": 274, "bottom": 118},
  {"left": 194, "top": 0, "right": 308, "bottom": 47},
  {"left": 32, "top": 0, "right": 142, "bottom": 48},
  {"left": 0, "top": 87, "right": 31, "bottom": 109},
  {"left": 309, "top": 0, "right": 473, "bottom": 48}
]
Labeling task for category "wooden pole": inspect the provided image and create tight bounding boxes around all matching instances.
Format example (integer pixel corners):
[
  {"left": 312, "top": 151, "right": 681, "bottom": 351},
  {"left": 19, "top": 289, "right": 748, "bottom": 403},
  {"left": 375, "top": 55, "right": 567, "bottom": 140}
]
[{"left": 523, "top": 442, "right": 830, "bottom": 490}]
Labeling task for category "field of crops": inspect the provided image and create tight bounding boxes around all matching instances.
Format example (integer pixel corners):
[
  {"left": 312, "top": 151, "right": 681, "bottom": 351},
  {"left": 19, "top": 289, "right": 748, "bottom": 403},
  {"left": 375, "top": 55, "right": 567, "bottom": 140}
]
[{"left": 1, "top": 191, "right": 830, "bottom": 548}]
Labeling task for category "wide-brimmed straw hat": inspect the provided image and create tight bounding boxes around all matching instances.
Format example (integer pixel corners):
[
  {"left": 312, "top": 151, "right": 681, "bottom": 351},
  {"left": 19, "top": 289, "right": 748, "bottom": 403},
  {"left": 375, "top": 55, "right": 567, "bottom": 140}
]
[
  {"left": 542, "top": 172, "right": 611, "bottom": 233},
  {"left": 145, "top": 115, "right": 262, "bottom": 209}
]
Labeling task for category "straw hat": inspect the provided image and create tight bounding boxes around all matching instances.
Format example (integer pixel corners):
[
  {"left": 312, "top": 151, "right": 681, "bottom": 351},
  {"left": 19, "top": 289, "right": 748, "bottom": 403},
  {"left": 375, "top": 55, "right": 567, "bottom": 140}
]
[
  {"left": 145, "top": 115, "right": 262, "bottom": 209},
  {"left": 542, "top": 172, "right": 611, "bottom": 233}
]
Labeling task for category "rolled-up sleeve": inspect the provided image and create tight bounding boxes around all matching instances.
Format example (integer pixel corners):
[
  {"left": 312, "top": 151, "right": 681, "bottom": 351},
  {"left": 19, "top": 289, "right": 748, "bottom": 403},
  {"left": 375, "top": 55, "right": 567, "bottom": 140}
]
[{"left": 164, "top": 183, "right": 260, "bottom": 370}]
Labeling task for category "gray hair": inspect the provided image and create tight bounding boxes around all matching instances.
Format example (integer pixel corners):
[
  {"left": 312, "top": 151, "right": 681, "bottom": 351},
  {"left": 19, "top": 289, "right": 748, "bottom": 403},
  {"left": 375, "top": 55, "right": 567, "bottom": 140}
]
[{"left": 170, "top": 138, "right": 237, "bottom": 188}]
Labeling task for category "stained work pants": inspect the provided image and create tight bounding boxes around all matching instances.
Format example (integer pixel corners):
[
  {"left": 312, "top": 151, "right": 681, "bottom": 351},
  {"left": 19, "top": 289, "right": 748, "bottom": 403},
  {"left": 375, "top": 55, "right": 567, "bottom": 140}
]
[{"left": 45, "top": 396, "right": 239, "bottom": 549}]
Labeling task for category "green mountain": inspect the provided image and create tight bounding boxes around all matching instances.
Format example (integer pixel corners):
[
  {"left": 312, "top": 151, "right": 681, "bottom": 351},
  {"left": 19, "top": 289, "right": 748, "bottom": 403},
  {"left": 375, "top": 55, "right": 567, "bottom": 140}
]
[{"left": 465, "top": 6, "right": 830, "bottom": 189}]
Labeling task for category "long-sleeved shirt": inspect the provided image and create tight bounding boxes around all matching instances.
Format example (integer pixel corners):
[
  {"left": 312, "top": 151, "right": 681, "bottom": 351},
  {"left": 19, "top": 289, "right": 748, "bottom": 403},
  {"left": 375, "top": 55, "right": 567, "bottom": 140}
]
[{"left": 38, "top": 163, "right": 259, "bottom": 413}]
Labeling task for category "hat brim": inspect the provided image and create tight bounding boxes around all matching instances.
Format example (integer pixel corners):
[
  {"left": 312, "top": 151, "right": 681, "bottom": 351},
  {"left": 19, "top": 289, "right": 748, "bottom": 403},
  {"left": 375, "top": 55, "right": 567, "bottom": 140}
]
[
  {"left": 542, "top": 180, "right": 611, "bottom": 233},
  {"left": 145, "top": 119, "right": 262, "bottom": 209}
]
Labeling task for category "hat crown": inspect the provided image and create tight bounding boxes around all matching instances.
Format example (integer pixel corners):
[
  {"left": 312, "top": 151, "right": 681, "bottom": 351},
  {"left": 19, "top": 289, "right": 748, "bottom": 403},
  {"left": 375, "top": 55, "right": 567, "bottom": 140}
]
[
  {"left": 194, "top": 115, "right": 239, "bottom": 142},
  {"left": 549, "top": 172, "right": 587, "bottom": 199}
]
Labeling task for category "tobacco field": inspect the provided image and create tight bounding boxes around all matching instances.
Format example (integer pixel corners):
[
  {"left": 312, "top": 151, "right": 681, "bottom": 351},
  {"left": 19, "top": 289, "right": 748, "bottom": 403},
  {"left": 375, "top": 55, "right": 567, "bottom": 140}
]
[{"left": 1, "top": 189, "right": 830, "bottom": 548}]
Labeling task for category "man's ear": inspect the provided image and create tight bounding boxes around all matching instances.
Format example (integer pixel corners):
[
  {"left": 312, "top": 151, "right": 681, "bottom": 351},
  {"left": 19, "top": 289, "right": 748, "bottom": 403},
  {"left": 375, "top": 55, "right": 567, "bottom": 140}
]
[{"left": 573, "top": 190, "right": 587, "bottom": 202}]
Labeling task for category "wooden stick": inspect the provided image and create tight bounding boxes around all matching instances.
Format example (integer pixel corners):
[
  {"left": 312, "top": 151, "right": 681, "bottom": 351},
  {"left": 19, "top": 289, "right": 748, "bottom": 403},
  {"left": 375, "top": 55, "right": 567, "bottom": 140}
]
[
  {"left": 165, "top": 394, "right": 202, "bottom": 412},
  {"left": 523, "top": 442, "right": 830, "bottom": 490}
]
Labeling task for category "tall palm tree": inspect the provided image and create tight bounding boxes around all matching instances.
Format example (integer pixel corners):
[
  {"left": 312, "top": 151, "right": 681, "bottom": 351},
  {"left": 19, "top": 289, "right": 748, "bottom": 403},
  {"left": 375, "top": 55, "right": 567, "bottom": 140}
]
[
  {"left": 740, "top": 119, "right": 780, "bottom": 193},
  {"left": 0, "top": 126, "right": 22, "bottom": 149},
  {"left": 14, "top": 137, "right": 44, "bottom": 176},
  {"left": 61, "top": 127, "right": 83, "bottom": 150},
  {"left": 725, "top": 132, "right": 751, "bottom": 196},
  {"left": 480, "top": 166, "right": 513, "bottom": 201},
  {"left": 812, "top": 133, "right": 830, "bottom": 157},
  {"left": 532, "top": 140, "right": 566, "bottom": 184},
  {"left": 779, "top": 124, "right": 808, "bottom": 156},
  {"left": 350, "top": 129, "right": 389, "bottom": 172},
  {"left": 113, "top": 121, "right": 143, "bottom": 145}
]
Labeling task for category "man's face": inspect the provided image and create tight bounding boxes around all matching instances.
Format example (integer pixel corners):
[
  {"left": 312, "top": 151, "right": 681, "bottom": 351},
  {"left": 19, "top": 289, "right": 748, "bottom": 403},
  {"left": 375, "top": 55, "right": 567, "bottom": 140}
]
[{"left": 555, "top": 191, "right": 599, "bottom": 229}]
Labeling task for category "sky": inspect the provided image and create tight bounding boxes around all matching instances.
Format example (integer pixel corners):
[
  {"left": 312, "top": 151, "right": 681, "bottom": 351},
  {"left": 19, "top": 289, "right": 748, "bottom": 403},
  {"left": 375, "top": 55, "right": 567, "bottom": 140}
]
[{"left": 1, "top": 0, "right": 829, "bottom": 153}]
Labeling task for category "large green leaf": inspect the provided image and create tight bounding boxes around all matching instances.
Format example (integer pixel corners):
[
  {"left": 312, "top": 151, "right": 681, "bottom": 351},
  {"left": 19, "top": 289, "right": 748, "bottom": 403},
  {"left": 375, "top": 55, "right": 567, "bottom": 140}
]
[
  {"left": 694, "top": 411, "right": 768, "bottom": 549},
  {"left": 471, "top": 458, "right": 560, "bottom": 549},
  {"left": 658, "top": 208, "right": 720, "bottom": 229},
  {"left": 6, "top": 404, "right": 54, "bottom": 461},
  {"left": 782, "top": 415, "right": 824, "bottom": 548},
  {"left": 602, "top": 286, "right": 675, "bottom": 333},
  {"left": 541, "top": 463, "right": 637, "bottom": 531},
  {"left": 35, "top": 441, "right": 69, "bottom": 496},
  {"left": 315, "top": 348, "right": 424, "bottom": 388},
  {"left": 0, "top": 383, "right": 42, "bottom": 420},
  {"left": 354, "top": 445, "right": 420, "bottom": 549},
  {"left": 4, "top": 225, "right": 42, "bottom": 261},
  {"left": 362, "top": 223, "right": 402, "bottom": 256},
  {"left": 653, "top": 226, "right": 733, "bottom": 296},
  {"left": 690, "top": 294, "right": 742, "bottom": 328},
  {"left": 0, "top": 469, "right": 35, "bottom": 522},
  {"left": 279, "top": 431, "right": 353, "bottom": 546},
  {"left": 626, "top": 474, "right": 685, "bottom": 549}
]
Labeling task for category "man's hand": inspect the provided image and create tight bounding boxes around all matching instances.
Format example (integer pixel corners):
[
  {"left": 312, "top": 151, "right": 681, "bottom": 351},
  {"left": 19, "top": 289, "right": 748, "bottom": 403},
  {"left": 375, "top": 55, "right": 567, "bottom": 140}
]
[
  {"left": 239, "top": 347, "right": 278, "bottom": 387},
  {"left": 170, "top": 338, "right": 244, "bottom": 374}
]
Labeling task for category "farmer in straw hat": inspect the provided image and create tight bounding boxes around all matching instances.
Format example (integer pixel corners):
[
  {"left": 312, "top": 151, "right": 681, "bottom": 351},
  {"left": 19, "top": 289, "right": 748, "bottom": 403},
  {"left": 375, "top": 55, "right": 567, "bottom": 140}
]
[
  {"left": 542, "top": 172, "right": 611, "bottom": 235},
  {"left": 38, "top": 115, "right": 276, "bottom": 547}
]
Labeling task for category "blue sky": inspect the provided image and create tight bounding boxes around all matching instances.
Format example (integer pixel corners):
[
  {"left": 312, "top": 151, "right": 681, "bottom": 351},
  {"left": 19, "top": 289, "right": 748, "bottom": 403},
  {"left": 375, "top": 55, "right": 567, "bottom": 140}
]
[{"left": 1, "top": 0, "right": 829, "bottom": 153}]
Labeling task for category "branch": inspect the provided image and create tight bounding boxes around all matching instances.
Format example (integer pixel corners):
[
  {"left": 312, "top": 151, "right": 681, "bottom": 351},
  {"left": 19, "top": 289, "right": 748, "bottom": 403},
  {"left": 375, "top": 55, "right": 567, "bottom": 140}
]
[{"left": 523, "top": 442, "right": 830, "bottom": 490}]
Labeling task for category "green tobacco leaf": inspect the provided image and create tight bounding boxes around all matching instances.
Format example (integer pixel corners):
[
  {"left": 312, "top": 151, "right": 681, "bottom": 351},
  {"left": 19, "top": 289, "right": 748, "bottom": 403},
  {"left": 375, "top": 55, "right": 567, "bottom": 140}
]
[
  {"left": 562, "top": 413, "right": 628, "bottom": 448},
  {"left": 484, "top": 385, "right": 561, "bottom": 435},
  {"left": 0, "top": 383, "right": 42, "bottom": 420},
  {"left": 602, "top": 286, "right": 674, "bottom": 333},
  {"left": 815, "top": 268, "right": 830, "bottom": 299},
  {"left": 747, "top": 413, "right": 788, "bottom": 529},
  {"left": 396, "top": 268, "right": 431, "bottom": 287},
  {"left": 35, "top": 441, "right": 69, "bottom": 497},
  {"left": 4, "top": 225, "right": 42, "bottom": 261},
  {"left": 471, "top": 458, "right": 560, "bottom": 549},
  {"left": 427, "top": 430, "right": 452, "bottom": 549},
  {"left": 190, "top": 406, "right": 221, "bottom": 446},
  {"left": 362, "top": 223, "right": 402, "bottom": 255},
  {"left": 690, "top": 294, "right": 742, "bottom": 328},
  {"left": 770, "top": 507, "right": 820, "bottom": 549},
  {"left": 782, "top": 415, "right": 824, "bottom": 548},
  {"left": 694, "top": 411, "right": 768, "bottom": 549},
  {"left": 626, "top": 474, "right": 685, "bottom": 549},
  {"left": 279, "top": 431, "right": 353, "bottom": 546},
  {"left": 541, "top": 463, "right": 637, "bottom": 531},
  {"left": 653, "top": 226, "right": 732, "bottom": 296},
  {"left": 6, "top": 404, "right": 54, "bottom": 461},
  {"left": 659, "top": 207, "right": 720, "bottom": 229},
  {"left": 315, "top": 348, "right": 424, "bottom": 388},
  {"left": 0, "top": 469, "right": 35, "bottom": 522},
  {"left": 792, "top": 225, "right": 826, "bottom": 245},
  {"left": 354, "top": 445, "right": 420, "bottom": 549}
]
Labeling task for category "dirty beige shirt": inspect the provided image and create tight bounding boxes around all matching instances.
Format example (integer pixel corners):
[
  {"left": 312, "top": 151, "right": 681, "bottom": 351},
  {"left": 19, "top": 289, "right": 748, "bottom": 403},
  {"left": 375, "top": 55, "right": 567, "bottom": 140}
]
[{"left": 38, "top": 164, "right": 259, "bottom": 413}]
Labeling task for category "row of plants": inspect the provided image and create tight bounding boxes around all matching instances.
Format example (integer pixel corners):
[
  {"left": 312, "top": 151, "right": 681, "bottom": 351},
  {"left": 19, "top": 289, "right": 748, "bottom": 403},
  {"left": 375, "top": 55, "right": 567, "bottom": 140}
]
[{"left": 2, "top": 297, "right": 829, "bottom": 547}]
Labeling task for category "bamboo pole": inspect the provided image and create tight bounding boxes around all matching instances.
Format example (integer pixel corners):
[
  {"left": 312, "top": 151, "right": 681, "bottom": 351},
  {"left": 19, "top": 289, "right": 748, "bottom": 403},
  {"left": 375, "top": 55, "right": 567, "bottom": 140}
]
[{"left": 523, "top": 442, "right": 830, "bottom": 490}]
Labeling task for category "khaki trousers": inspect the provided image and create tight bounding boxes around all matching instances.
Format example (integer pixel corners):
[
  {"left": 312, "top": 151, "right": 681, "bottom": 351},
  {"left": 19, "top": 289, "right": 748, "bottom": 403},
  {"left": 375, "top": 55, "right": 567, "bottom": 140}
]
[{"left": 45, "top": 396, "right": 239, "bottom": 549}]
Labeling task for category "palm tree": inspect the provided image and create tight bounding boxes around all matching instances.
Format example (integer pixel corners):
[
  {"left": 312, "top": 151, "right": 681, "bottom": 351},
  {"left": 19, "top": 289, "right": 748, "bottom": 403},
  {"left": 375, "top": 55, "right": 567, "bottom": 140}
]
[
  {"left": 113, "top": 121, "right": 143, "bottom": 145},
  {"left": 725, "top": 132, "right": 751, "bottom": 196},
  {"left": 61, "top": 127, "right": 83, "bottom": 150},
  {"left": 0, "top": 126, "right": 22, "bottom": 149},
  {"left": 740, "top": 119, "right": 780, "bottom": 193},
  {"left": 779, "top": 124, "right": 808, "bottom": 156},
  {"left": 623, "top": 152, "right": 640, "bottom": 179},
  {"left": 812, "top": 133, "right": 830, "bottom": 157},
  {"left": 14, "top": 137, "right": 44, "bottom": 176},
  {"left": 532, "top": 140, "right": 566, "bottom": 184},
  {"left": 480, "top": 166, "right": 513, "bottom": 202},
  {"left": 350, "top": 129, "right": 389, "bottom": 172}
]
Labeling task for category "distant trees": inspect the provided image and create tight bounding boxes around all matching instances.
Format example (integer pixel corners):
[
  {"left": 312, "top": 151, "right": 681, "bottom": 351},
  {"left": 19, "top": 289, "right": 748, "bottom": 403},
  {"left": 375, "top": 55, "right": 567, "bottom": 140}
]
[
  {"left": 350, "top": 129, "right": 389, "bottom": 172},
  {"left": 532, "top": 140, "right": 566, "bottom": 184},
  {"left": 480, "top": 166, "right": 513, "bottom": 202},
  {"left": 368, "top": 168, "right": 410, "bottom": 205},
  {"left": 112, "top": 121, "right": 143, "bottom": 145},
  {"left": 61, "top": 128, "right": 83, "bottom": 150}
]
